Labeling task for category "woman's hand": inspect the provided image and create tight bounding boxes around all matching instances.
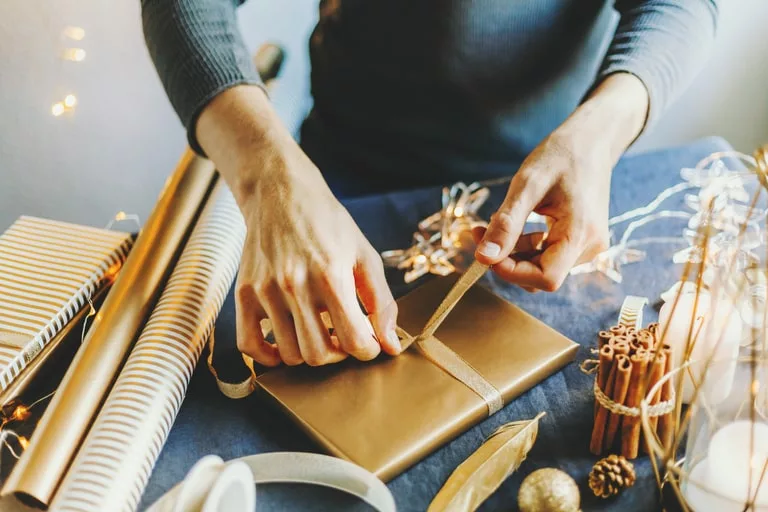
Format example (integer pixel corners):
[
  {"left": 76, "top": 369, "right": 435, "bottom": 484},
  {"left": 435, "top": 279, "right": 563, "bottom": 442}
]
[
  {"left": 474, "top": 73, "right": 650, "bottom": 291},
  {"left": 197, "top": 86, "right": 401, "bottom": 367}
]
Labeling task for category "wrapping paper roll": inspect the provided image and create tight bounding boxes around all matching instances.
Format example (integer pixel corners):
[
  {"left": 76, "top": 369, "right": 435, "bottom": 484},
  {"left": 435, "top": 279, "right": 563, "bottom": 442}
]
[
  {"left": 50, "top": 181, "right": 245, "bottom": 511},
  {"left": 0, "top": 216, "right": 132, "bottom": 390},
  {"left": 3, "top": 150, "right": 216, "bottom": 504}
]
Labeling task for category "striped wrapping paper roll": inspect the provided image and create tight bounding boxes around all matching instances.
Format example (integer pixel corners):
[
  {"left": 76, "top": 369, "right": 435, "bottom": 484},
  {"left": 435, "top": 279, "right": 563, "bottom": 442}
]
[
  {"left": 0, "top": 217, "right": 132, "bottom": 389},
  {"left": 51, "top": 181, "right": 246, "bottom": 511}
]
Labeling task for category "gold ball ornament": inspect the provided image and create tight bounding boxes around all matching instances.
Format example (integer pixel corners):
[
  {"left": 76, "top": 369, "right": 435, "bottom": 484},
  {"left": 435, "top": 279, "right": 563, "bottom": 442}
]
[{"left": 518, "top": 468, "right": 581, "bottom": 512}]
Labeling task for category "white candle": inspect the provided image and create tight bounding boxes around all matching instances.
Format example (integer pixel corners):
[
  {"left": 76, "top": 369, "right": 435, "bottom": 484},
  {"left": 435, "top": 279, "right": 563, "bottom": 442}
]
[
  {"left": 707, "top": 421, "right": 768, "bottom": 506},
  {"left": 685, "top": 456, "right": 768, "bottom": 512},
  {"left": 658, "top": 289, "right": 741, "bottom": 403}
]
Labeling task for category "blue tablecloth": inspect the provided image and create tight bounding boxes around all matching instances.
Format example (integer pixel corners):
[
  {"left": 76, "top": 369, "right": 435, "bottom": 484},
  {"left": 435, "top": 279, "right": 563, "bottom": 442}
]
[{"left": 142, "top": 136, "right": 734, "bottom": 511}]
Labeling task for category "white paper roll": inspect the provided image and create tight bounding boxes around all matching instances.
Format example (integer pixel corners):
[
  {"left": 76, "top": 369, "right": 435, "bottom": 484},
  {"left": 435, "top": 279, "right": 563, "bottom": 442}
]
[{"left": 51, "top": 181, "right": 246, "bottom": 512}]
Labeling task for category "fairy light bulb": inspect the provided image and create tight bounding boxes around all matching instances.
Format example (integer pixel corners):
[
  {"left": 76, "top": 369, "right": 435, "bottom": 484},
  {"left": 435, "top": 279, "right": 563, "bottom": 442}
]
[
  {"left": 62, "top": 48, "right": 86, "bottom": 62},
  {"left": 51, "top": 102, "right": 65, "bottom": 116},
  {"left": 63, "top": 26, "right": 86, "bottom": 40},
  {"left": 64, "top": 94, "right": 77, "bottom": 108},
  {"left": 11, "top": 405, "right": 30, "bottom": 422}
]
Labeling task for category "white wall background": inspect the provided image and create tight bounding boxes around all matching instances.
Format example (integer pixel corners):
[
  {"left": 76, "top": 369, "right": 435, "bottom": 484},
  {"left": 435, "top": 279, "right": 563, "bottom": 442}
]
[
  {"left": 634, "top": 0, "right": 768, "bottom": 153},
  {"left": 1, "top": 0, "right": 767, "bottom": 232}
]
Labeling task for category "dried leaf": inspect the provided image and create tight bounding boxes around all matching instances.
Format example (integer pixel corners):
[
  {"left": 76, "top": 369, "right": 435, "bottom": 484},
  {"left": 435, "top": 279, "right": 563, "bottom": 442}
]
[{"left": 428, "top": 412, "right": 545, "bottom": 512}]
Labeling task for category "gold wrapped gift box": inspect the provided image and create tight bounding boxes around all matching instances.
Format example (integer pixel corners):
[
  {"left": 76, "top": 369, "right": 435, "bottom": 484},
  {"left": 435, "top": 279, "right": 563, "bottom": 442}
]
[{"left": 257, "top": 274, "right": 579, "bottom": 481}]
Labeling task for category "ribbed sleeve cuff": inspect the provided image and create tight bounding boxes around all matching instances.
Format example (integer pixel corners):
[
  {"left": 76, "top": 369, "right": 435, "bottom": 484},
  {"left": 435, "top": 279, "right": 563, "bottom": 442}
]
[
  {"left": 598, "top": 1, "right": 718, "bottom": 134},
  {"left": 142, "top": 0, "right": 265, "bottom": 155},
  {"left": 598, "top": 42, "right": 669, "bottom": 133}
]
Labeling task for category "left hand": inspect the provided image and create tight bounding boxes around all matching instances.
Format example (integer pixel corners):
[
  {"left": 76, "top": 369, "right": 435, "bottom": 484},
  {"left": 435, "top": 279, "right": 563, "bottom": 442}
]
[{"left": 474, "top": 73, "right": 649, "bottom": 291}]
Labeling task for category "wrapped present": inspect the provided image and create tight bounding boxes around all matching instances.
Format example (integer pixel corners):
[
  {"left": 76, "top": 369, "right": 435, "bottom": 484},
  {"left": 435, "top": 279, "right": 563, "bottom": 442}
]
[{"left": 255, "top": 263, "right": 578, "bottom": 481}]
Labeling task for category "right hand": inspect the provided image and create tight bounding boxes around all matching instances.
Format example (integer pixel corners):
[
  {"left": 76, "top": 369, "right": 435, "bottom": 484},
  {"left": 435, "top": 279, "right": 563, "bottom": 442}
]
[{"left": 197, "top": 86, "right": 401, "bottom": 367}]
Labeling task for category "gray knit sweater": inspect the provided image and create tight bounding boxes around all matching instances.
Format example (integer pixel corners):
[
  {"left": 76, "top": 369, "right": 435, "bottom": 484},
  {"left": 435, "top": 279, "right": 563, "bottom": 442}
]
[{"left": 141, "top": 0, "right": 718, "bottom": 185}]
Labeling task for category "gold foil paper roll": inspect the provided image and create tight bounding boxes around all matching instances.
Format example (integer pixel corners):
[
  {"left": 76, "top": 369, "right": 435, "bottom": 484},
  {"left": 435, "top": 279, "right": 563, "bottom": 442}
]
[
  {"left": 51, "top": 182, "right": 245, "bottom": 511},
  {"left": 2, "top": 149, "right": 216, "bottom": 505}
]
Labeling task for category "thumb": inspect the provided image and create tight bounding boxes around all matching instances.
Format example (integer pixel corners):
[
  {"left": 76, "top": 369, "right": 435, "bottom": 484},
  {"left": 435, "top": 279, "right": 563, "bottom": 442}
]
[
  {"left": 476, "top": 171, "right": 547, "bottom": 265},
  {"left": 355, "top": 247, "right": 401, "bottom": 355}
]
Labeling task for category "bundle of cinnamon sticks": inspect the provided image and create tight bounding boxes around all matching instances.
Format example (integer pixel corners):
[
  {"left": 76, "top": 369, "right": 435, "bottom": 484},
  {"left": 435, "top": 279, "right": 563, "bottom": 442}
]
[{"left": 589, "top": 323, "right": 674, "bottom": 459}]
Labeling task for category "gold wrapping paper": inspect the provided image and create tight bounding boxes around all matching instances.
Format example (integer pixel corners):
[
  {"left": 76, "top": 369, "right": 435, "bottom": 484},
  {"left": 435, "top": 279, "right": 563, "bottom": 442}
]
[
  {"left": 2, "top": 149, "right": 217, "bottom": 506},
  {"left": 256, "top": 275, "right": 578, "bottom": 481},
  {"left": 50, "top": 182, "right": 245, "bottom": 511}
]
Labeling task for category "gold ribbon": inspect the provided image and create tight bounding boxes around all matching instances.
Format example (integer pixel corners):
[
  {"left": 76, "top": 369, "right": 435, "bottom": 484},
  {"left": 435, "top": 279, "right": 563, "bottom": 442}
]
[
  {"left": 397, "top": 261, "right": 503, "bottom": 414},
  {"left": 207, "top": 332, "right": 258, "bottom": 399},
  {"left": 618, "top": 295, "right": 648, "bottom": 331},
  {"left": 209, "top": 261, "right": 504, "bottom": 415}
]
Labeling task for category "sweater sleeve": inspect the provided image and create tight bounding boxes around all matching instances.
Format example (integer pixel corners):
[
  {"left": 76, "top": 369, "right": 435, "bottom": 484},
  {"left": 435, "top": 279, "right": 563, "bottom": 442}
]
[
  {"left": 141, "top": 0, "right": 264, "bottom": 154},
  {"left": 599, "top": 0, "right": 719, "bottom": 130}
]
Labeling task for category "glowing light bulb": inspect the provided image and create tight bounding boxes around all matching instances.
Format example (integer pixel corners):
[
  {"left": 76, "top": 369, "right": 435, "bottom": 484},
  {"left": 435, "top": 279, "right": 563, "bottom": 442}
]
[
  {"left": 11, "top": 405, "right": 29, "bottom": 422},
  {"left": 414, "top": 254, "right": 427, "bottom": 265},
  {"left": 64, "top": 94, "right": 77, "bottom": 108},
  {"left": 453, "top": 206, "right": 464, "bottom": 217},
  {"left": 63, "top": 26, "right": 86, "bottom": 40},
  {"left": 62, "top": 48, "right": 86, "bottom": 62},
  {"left": 51, "top": 102, "right": 65, "bottom": 116}
]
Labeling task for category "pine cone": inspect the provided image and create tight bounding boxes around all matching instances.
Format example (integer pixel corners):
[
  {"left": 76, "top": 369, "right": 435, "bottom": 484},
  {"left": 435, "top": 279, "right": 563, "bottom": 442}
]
[{"left": 589, "top": 454, "right": 636, "bottom": 498}]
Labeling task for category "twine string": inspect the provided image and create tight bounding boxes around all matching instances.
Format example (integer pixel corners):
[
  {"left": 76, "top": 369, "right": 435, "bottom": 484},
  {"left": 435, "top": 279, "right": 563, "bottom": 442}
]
[{"left": 593, "top": 378, "right": 674, "bottom": 418}]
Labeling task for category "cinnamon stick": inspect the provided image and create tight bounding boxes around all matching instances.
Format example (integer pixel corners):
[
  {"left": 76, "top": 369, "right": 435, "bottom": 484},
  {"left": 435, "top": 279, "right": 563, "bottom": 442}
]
[
  {"left": 647, "top": 322, "right": 660, "bottom": 346},
  {"left": 642, "top": 351, "right": 667, "bottom": 454},
  {"left": 597, "top": 345, "right": 614, "bottom": 403},
  {"left": 610, "top": 325, "right": 627, "bottom": 337},
  {"left": 636, "top": 329, "right": 654, "bottom": 350},
  {"left": 656, "top": 345, "right": 675, "bottom": 450},
  {"left": 590, "top": 354, "right": 617, "bottom": 455},
  {"left": 603, "top": 354, "right": 632, "bottom": 452},
  {"left": 610, "top": 337, "right": 630, "bottom": 357},
  {"left": 621, "top": 350, "right": 650, "bottom": 459},
  {"left": 594, "top": 344, "right": 615, "bottom": 418},
  {"left": 598, "top": 330, "right": 613, "bottom": 349}
]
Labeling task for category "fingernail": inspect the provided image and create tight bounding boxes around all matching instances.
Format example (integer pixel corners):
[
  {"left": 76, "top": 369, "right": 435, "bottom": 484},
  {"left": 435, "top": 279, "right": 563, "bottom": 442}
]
[
  {"left": 387, "top": 330, "right": 402, "bottom": 352},
  {"left": 478, "top": 241, "right": 500, "bottom": 258}
]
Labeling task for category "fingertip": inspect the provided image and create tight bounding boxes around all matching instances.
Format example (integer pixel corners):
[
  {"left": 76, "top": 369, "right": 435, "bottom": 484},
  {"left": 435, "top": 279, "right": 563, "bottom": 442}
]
[
  {"left": 351, "top": 339, "right": 382, "bottom": 361},
  {"left": 380, "top": 328, "right": 402, "bottom": 356},
  {"left": 243, "top": 341, "right": 282, "bottom": 367}
]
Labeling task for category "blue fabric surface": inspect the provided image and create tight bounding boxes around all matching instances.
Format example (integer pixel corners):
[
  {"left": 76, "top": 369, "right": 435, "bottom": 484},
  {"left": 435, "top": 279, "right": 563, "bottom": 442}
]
[{"left": 141, "top": 136, "right": 733, "bottom": 511}]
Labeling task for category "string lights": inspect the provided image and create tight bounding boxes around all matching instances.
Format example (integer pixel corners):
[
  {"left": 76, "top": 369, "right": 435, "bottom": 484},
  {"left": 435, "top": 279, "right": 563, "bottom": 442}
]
[
  {"left": 0, "top": 390, "right": 55, "bottom": 471},
  {"left": 62, "top": 26, "right": 86, "bottom": 41},
  {"left": 571, "top": 151, "right": 765, "bottom": 284},
  {"left": 61, "top": 48, "right": 86, "bottom": 62},
  {"left": 52, "top": 25, "right": 85, "bottom": 117},
  {"left": 382, "top": 152, "right": 764, "bottom": 288},
  {"left": 105, "top": 211, "right": 142, "bottom": 232},
  {"left": 381, "top": 182, "right": 489, "bottom": 283}
]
